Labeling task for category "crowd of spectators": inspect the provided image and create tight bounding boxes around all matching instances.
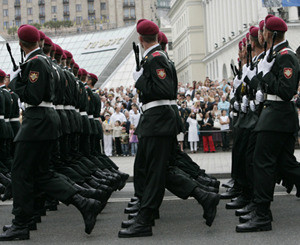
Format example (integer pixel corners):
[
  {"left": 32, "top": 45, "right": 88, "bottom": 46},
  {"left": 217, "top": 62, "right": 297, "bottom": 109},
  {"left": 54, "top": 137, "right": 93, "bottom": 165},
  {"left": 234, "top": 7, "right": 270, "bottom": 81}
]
[{"left": 98, "top": 77, "right": 235, "bottom": 156}]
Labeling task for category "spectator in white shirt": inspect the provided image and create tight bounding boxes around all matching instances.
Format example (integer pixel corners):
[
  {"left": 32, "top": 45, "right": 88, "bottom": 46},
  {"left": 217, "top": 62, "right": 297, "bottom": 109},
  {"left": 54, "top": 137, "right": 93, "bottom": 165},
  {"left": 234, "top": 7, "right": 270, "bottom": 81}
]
[
  {"left": 100, "top": 101, "right": 115, "bottom": 117},
  {"left": 220, "top": 110, "right": 230, "bottom": 151},
  {"left": 110, "top": 106, "right": 126, "bottom": 124},
  {"left": 129, "top": 104, "right": 140, "bottom": 127}
]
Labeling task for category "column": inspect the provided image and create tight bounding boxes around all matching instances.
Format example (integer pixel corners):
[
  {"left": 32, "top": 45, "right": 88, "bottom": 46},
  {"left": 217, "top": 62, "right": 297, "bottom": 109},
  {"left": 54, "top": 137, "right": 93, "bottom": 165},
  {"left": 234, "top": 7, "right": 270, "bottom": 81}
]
[{"left": 289, "top": 7, "right": 299, "bottom": 22}]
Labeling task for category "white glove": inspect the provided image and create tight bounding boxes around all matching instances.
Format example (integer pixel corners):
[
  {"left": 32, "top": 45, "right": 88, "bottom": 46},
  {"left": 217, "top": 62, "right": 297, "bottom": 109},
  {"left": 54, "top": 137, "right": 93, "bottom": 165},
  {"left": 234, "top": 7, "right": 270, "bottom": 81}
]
[
  {"left": 256, "top": 90, "right": 264, "bottom": 103},
  {"left": 241, "top": 103, "right": 247, "bottom": 113},
  {"left": 234, "top": 101, "right": 239, "bottom": 111},
  {"left": 230, "top": 111, "right": 233, "bottom": 118},
  {"left": 242, "top": 95, "right": 249, "bottom": 106},
  {"left": 233, "top": 76, "right": 242, "bottom": 90},
  {"left": 247, "top": 66, "right": 257, "bottom": 81},
  {"left": 241, "top": 64, "right": 249, "bottom": 81},
  {"left": 250, "top": 101, "right": 256, "bottom": 111},
  {"left": 133, "top": 67, "right": 144, "bottom": 82},
  {"left": 260, "top": 52, "right": 275, "bottom": 77},
  {"left": 10, "top": 67, "right": 21, "bottom": 81}
]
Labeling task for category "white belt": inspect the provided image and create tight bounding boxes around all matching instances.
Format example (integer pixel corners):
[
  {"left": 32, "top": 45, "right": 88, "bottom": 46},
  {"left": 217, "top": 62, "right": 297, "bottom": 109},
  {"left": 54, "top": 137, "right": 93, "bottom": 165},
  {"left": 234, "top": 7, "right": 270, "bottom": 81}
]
[
  {"left": 142, "top": 100, "right": 172, "bottom": 112},
  {"left": 4, "top": 119, "right": 9, "bottom": 123},
  {"left": 25, "top": 101, "right": 53, "bottom": 109},
  {"left": 80, "top": 112, "right": 88, "bottom": 116},
  {"left": 0, "top": 115, "right": 4, "bottom": 120},
  {"left": 88, "top": 115, "right": 94, "bottom": 119},
  {"left": 64, "top": 105, "right": 75, "bottom": 110},
  {"left": 266, "top": 95, "right": 292, "bottom": 102},
  {"left": 75, "top": 109, "right": 79, "bottom": 113},
  {"left": 233, "top": 112, "right": 238, "bottom": 116},
  {"left": 94, "top": 118, "right": 99, "bottom": 121},
  {"left": 10, "top": 118, "right": 19, "bottom": 122},
  {"left": 55, "top": 105, "right": 64, "bottom": 110},
  {"left": 170, "top": 100, "right": 177, "bottom": 105}
]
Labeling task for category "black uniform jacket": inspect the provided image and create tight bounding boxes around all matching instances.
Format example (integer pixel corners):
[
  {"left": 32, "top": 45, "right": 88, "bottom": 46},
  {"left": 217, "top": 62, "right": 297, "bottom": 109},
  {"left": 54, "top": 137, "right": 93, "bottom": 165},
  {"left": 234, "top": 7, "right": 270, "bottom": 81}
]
[
  {"left": 135, "top": 45, "right": 176, "bottom": 137},
  {"left": 9, "top": 48, "right": 60, "bottom": 141},
  {"left": 255, "top": 41, "right": 300, "bottom": 133}
]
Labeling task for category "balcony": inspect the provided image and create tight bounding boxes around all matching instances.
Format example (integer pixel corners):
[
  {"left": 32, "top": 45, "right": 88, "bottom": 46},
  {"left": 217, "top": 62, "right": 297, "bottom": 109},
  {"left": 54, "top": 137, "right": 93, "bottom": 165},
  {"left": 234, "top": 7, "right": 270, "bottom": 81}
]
[
  {"left": 87, "top": 0, "right": 94, "bottom": 2},
  {"left": 123, "top": 2, "right": 135, "bottom": 7},
  {"left": 14, "top": 1, "right": 21, "bottom": 7},
  {"left": 88, "top": 10, "right": 95, "bottom": 15},
  {"left": 39, "top": 13, "right": 45, "bottom": 18},
  {"left": 63, "top": 11, "right": 70, "bottom": 16},
  {"left": 15, "top": 14, "right": 21, "bottom": 20},
  {"left": 63, "top": 0, "right": 69, "bottom": 3},
  {"left": 38, "top": 0, "right": 45, "bottom": 5},
  {"left": 123, "top": 15, "right": 136, "bottom": 21}
]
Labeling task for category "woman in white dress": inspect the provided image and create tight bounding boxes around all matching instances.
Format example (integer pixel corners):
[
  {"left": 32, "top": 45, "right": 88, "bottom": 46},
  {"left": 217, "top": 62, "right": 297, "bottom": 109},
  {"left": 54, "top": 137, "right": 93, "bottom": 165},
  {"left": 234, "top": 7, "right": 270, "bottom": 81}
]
[{"left": 186, "top": 113, "right": 199, "bottom": 153}]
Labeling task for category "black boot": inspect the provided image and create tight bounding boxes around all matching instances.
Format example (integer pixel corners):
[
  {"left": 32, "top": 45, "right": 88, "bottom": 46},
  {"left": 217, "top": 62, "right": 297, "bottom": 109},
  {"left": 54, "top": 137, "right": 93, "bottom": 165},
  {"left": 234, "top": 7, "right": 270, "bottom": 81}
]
[
  {"left": 239, "top": 209, "right": 273, "bottom": 223},
  {"left": 0, "top": 184, "right": 5, "bottom": 194},
  {"left": 74, "top": 184, "right": 109, "bottom": 203},
  {"left": 1, "top": 183, "right": 12, "bottom": 201},
  {"left": 0, "top": 173, "right": 10, "bottom": 187},
  {"left": 236, "top": 204, "right": 272, "bottom": 232},
  {"left": 124, "top": 202, "right": 140, "bottom": 214},
  {"left": 0, "top": 224, "right": 29, "bottom": 241},
  {"left": 44, "top": 200, "right": 58, "bottom": 211},
  {"left": 222, "top": 178, "right": 235, "bottom": 188},
  {"left": 128, "top": 212, "right": 138, "bottom": 220},
  {"left": 121, "top": 216, "right": 155, "bottom": 228},
  {"left": 195, "top": 176, "right": 220, "bottom": 189},
  {"left": 191, "top": 187, "right": 220, "bottom": 227},
  {"left": 196, "top": 181, "right": 219, "bottom": 194},
  {"left": 3, "top": 221, "right": 37, "bottom": 232},
  {"left": 235, "top": 202, "right": 256, "bottom": 216},
  {"left": 69, "top": 194, "right": 101, "bottom": 234},
  {"left": 118, "top": 209, "right": 153, "bottom": 238},
  {"left": 220, "top": 185, "right": 242, "bottom": 199},
  {"left": 226, "top": 195, "right": 250, "bottom": 209},
  {"left": 131, "top": 197, "right": 139, "bottom": 202},
  {"left": 128, "top": 199, "right": 139, "bottom": 207}
]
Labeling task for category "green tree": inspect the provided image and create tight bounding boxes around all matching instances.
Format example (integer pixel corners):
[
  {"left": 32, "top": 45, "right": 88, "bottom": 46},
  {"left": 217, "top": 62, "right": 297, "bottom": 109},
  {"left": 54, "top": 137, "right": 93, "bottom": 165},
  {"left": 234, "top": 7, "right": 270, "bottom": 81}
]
[
  {"left": 7, "top": 27, "right": 17, "bottom": 36},
  {"left": 30, "top": 23, "right": 42, "bottom": 30}
]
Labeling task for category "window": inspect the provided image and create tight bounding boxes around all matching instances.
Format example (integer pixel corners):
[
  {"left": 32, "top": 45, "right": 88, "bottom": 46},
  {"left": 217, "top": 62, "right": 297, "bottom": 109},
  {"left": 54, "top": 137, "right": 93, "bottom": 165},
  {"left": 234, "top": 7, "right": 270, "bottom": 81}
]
[
  {"left": 63, "top": 5, "right": 69, "bottom": 12},
  {"left": 64, "top": 16, "right": 70, "bottom": 21},
  {"left": 130, "top": 8, "right": 135, "bottom": 17},
  {"left": 52, "top": 18, "right": 57, "bottom": 21},
  {"left": 3, "top": 0, "right": 8, "bottom": 4},
  {"left": 76, "top": 4, "right": 81, "bottom": 12},
  {"left": 100, "top": 2, "right": 106, "bottom": 10},
  {"left": 3, "top": 21, "right": 9, "bottom": 29},
  {"left": 88, "top": 2, "right": 94, "bottom": 11},
  {"left": 28, "top": 20, "right": 33, "bottom": 24},
  {"left": 15, "top": 7, "right": 21, "bottom": 15},
  {"left": 3, "top": 9, "right": 8, "bottom": 17},
  {"left": 76, "top": 16, "right": 82, "bottom": 24},
  {"left": 40, "top": 18, "right": 45, "bottom": 24},
  {"left": 130, "top": 0, "right": 134, "bottom": 5},
  {"left": 168, "top": 42, "right": 173, "bottom": 51},
  {"left": 124, "top": 8, "right": 129, "bottom": 17},
  {"left": 27, "top": 0, "right": 32, "bottom": 2},
  {"left": 15, "top": 20, "right": 21, "bottom": 27},
  {"left": 27, "top": 8, "right": 33, "bottom": 15},
  {"left": 51, "top": 6, "right": 57, "bottom": 13},
  {"left": 39, "top": 6, "right": 45, "bottom": 14}
]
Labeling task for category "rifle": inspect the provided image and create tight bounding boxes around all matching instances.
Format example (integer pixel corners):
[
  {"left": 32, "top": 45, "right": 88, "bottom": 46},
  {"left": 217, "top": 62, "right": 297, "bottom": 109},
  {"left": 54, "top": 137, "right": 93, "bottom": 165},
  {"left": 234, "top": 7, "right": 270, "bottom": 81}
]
[
  {"left": 6, "top": 43, "right": 18, "bottom": 71},
  {"left": 20, "top": 48, "right": 24, "bottom": 63},
  {"left": 247, "top": 44, "right": 254, "bottom": 70},
  {"left": 238, "top": 59, "right": 242, "bottom": 79},
  {"left": 246, "top": 44, "right": 250, "bottom": 67},
  {"left": 267, "top": 31, "right": 277, "bottom": 62},
  {"left": 132, "top": 42, "right": 141, "bottom": 71},
  {"left": 230, "top": 63, "right": 237, "bottom": 77}
]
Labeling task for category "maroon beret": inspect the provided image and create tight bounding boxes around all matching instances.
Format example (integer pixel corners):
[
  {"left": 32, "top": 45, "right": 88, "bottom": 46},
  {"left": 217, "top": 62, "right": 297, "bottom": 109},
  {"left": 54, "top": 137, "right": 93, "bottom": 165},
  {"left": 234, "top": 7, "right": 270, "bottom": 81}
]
[
  {"left": 62, "top": 52, "right": 67, "bottom": 60},
  {"left": 39, "top": 31, "right": 46, "bottom": 40},
  {"left": 246, "top": 32, "right": 250, "bottom": 41},
  {"left": 137, "top": 19, "right": 159, "bottom": 35},
  {"left": 64, "top": 50, "right": 73, "bottom": 59},
  {"left": 73, "top": 63, "right": 79, "bottom": 69},
  {"left": 158, "top": 31, "right": 168, "bottom": 44},
  {"left": 71, "top": 58, "right": 75, "bottom": 65},
  {"left": 51, "top": 43, "right": 56, "bottom": 51},
  {"left": 238, "top": 41, "right": 243, "bottom": 50},
  {"left": 18, "top": 25, "right": 40, "bottom": 43},
  {"left": 89, "top": 73, "right": 98, "bottom": 81},
  {"left": 265, "top": 14, "right": 287, "bottom": 32},
  {"left": 0, "top": 69, "right": 6, "bottom": 77},
  {"left": 249, "top": 26, "right": 259, "bottom": 38},
  {"left": 44, "top": 36, "right": 52, "bottom": 46},
  {"left": 78, "top": 69, "right": 83, "bottom": 76},
  {"left": 242, "top": 38, "right": 246, "bottom": 46},
  {"left": 55, "top": 44, "right": 64, "bottom": 55},
  {"left": 259, "top": 20, "right": 264, "bottom": 31},
  {"left": 81, "top": 69, "right": 88, "bottom": 76}
]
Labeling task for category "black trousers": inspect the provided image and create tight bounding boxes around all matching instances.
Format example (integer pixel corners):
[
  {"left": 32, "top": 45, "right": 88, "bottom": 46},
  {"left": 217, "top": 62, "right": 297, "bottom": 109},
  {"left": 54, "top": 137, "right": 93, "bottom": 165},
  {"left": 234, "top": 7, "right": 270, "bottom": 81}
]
[
  {"left": 115, "top": 137, "right": 122, "bottom": 155},
  {"left": 12, "top": 141, "right": 77, "bottom": 225},
  {"left": 137, "top": 136, "right": 173, "bottom": 211},
  {"left": 253, "top": 131, "right": 300, "bottom": 205},
  {"left": 221, "top": 131, "right": 230, "bottom": 150},
  {"left": 231, "top": 127, "right": 243, "bottom": 180}
]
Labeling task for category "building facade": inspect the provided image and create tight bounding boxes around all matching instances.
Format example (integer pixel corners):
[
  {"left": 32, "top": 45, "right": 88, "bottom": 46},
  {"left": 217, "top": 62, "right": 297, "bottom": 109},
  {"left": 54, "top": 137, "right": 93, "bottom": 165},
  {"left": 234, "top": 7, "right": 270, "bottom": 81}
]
[
  {"left": 169, "top": 0, "right": 300, "bottom": 83},
  {"left": 0, "top": 0, "right": 157, "bottom": 33}
]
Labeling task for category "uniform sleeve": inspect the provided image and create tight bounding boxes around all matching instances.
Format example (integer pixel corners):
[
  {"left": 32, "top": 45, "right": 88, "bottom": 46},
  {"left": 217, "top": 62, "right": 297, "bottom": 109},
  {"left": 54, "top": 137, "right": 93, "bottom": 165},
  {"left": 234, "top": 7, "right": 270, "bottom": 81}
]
[
  {"left": 14, "top": 59, "right": 47, "bottom": 105},
  {"left": 262, "top": 53, "right": 299, "bottom": 101},
  {"left": 135, "top": 55, "right": 174, "bottom": 101}
]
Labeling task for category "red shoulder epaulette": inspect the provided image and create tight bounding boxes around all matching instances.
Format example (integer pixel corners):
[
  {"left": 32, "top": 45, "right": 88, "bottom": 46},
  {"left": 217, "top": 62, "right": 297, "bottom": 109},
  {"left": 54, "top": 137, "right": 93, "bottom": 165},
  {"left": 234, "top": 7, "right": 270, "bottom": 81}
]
[
  {"left": 152, "top": 51, "right": 161, "bottom": 57},
  {"left": 30, "top": 56, "right": 39, "bottom": 60}
]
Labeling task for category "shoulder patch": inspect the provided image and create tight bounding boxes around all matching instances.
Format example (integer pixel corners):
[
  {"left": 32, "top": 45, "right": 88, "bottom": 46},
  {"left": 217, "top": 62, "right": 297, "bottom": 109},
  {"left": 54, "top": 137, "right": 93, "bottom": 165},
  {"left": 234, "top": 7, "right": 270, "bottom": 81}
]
[
  {"left": 152, "top": 52, "right": 161, "bottom": 57},
  {"left": 29, "top": 71, "right": 39, "bottom": 83},
  {"left": 156, "top": 69, "right": 166, "bottom": 79},
  {"left": 30, "top": 56, "right": 39, "bottom": 60},
  {"left": 280, "top": 50, "right": 288, "bottom": 55},
  {"left": 283, "top": 68, "right": 293, "bottom": 79}
]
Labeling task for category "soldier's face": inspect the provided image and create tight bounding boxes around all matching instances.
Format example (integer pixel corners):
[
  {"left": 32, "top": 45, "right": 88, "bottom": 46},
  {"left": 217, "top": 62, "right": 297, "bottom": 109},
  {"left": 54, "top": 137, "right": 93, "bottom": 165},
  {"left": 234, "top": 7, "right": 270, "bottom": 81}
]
[{"left": 258, "top": 31, "right": 264, "bottom": 46}]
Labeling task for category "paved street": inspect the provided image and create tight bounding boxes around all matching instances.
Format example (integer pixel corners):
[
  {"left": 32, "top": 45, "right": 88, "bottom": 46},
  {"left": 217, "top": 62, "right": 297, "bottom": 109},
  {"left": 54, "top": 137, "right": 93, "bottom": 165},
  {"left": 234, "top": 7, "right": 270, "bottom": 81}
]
[{"left": 0, "top": 181, "right": 299, "bottom": 245}]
